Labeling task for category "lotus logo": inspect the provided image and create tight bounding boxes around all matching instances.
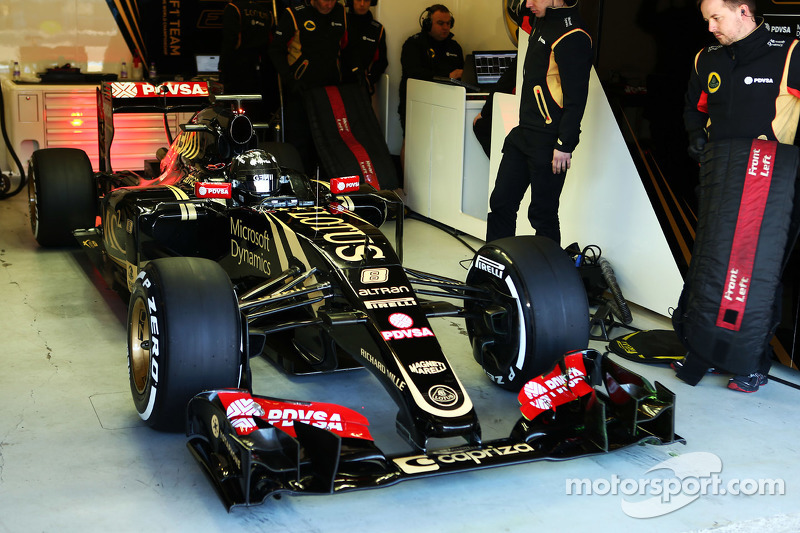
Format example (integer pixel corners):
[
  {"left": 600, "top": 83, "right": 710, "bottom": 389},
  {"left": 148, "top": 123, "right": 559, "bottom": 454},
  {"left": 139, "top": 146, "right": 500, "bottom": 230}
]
[
  {"left": 707, "top": 72, "right": 721, "bottom": 93},
  {"left": 428, "top": 385, "right": 458, "bottom": 407}
]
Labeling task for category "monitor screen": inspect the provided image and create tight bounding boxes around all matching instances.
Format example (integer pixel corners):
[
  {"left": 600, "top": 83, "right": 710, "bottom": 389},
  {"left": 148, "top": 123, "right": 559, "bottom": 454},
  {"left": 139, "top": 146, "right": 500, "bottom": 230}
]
[
  {"left": 473, "top": 51, "right": 517, "bottom": 86},
  {"left": 195, "top": 55, "right": 220, "bottom": 74}
]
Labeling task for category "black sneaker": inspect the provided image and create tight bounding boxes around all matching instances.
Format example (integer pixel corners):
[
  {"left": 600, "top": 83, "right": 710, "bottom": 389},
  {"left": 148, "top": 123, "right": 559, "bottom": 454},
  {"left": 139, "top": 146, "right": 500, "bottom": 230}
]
[{"left": 727, "top": 372, "right": 768, "bottom": 393}]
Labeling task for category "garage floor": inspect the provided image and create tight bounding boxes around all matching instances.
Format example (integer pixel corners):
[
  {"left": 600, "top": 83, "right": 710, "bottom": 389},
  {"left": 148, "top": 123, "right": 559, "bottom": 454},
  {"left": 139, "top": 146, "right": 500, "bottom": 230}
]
[{"left": 1, "top": 188, "right": 800, "bottom": 532}]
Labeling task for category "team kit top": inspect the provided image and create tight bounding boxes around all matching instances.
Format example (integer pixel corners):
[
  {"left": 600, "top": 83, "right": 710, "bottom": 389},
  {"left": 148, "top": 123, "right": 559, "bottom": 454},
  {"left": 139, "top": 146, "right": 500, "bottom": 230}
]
[
  {"left": 684, "top": 21, "right": 800, "bottom": 145},
  {"left": 512, "top": 1, "right": 593, "bottom": 153},
  {"left": 270, "top": 2, "right": 348, "bottom": 92},
  {"left": 343, "top": 9, "right": 388, "bottom": 94}
]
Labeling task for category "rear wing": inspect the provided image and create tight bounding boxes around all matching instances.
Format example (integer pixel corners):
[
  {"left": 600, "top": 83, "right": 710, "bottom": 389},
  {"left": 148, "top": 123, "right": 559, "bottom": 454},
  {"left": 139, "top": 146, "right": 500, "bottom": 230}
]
[{"left": 97, "top": 81, "right": 214, "bottom": 172}]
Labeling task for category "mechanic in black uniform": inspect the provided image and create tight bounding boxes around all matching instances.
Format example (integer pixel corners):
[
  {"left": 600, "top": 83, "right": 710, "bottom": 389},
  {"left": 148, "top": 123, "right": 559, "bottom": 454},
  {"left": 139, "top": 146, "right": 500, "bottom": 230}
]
[
  {"left": 485, "top": 0, "right": 592, "bottom": 245},
  {"left": 220, "top": 0, "right": 279, "bottom": 121},
  {"left": 269, "top": 0, "right": 347, "bottom": 173},
  {"left": 343, "top": 0, "right": 387, "bottom": 97},
  {"left": 398, "top": 4, "right": 464, "bottom": 133},
  {"left": 676, "top": 0, "right": 800, "bottom": 393}
]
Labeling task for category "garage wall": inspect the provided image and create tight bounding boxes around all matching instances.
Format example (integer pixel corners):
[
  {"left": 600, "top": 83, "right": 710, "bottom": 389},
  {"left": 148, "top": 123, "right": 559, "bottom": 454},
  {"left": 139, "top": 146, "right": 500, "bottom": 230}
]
[
  {"left": 0, "top": 0, "right": 129, "bottom": 78},
  {"left": 0, "top": 0, "right": 514, "bottom": 172},
  {"left": 375, "top": 1, "right": 514, "bottom": 154}
]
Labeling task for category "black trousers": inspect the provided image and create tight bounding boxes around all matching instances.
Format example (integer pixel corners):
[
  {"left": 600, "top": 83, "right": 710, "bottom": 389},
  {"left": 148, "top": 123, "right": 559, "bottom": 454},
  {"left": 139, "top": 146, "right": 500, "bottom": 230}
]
[{"left": 486, "top": 127, "right": 566, "bottom": 245}]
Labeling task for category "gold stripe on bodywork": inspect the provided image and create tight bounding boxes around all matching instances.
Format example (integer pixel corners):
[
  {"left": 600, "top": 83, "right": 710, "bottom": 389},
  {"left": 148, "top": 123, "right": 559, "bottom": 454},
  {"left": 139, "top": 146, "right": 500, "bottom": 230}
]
[{"left": 165, "top": 185, "right": 197, "bottom": 220}]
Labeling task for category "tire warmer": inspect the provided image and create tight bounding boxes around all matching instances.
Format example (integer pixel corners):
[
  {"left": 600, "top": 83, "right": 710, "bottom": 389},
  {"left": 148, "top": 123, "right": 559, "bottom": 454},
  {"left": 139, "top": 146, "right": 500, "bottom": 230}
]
[
  {"left": 303, "top": 83, "right": 399, "bottom": 190},
  {"left": 673, "top": 138, "right": 800, "bottom": 375}
]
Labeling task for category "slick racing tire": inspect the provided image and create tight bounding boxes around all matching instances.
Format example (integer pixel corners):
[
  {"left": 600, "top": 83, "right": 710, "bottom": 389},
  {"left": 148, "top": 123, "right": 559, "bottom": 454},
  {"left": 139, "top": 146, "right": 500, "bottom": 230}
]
[
  {"left": 28, "top": 148, "right": 95, "bottom": 247},
  {"left": 127, "top": 257, "right": 242, "bottom": 431},
  {"left": 465, "top": 236, "right": 590, "bottom": 391}
]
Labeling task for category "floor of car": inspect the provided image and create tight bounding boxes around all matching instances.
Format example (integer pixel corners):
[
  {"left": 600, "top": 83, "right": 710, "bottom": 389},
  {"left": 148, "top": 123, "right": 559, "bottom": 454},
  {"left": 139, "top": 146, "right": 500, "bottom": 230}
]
[{"left": 1, "top": 191, "right": 799, "bottom": 532}]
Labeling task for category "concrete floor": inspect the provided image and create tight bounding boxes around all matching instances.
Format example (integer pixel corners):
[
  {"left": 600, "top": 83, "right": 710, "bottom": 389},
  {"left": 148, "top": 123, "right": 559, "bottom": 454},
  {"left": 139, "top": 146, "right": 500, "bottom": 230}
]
[{"left": 1, "top": 187, "right": 800, "bottom": 532}]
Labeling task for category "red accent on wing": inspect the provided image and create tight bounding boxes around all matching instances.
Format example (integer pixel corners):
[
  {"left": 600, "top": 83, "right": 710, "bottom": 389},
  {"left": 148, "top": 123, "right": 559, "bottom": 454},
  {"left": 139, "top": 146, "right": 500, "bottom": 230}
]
[
  {"left": 517, "top": 351, "right": 594, "bottom": 421},
  {"left": 216, "top": 391, "right": 373, "bottom": 440}
]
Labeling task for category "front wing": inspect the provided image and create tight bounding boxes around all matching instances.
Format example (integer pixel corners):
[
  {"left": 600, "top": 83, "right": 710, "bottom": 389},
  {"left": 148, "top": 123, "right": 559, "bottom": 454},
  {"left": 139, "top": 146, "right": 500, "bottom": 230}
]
[{"left": 186, "top": 350, "right": 683, "bottom": 510}]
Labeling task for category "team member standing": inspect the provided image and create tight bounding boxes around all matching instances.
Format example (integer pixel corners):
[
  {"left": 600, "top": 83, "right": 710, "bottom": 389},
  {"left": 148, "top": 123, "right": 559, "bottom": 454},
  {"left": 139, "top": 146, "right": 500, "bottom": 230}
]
[
  {"left": 485, "top": 0, "right": 592, "bottom": 245},
  {"left": 398, "top": 4, "right": 463, "bottom": 132},
  {"left": 676, "top": 0, "right": 800, "bottom": 392},
  {"left": 343, "top": 0, "right": 388, "bottom": 97},
  {"left": 269, "top": 0, "right": 348, "bottom": 172},
  {"left": 219, "top": 0, "right": 278, "bottom": 119}
]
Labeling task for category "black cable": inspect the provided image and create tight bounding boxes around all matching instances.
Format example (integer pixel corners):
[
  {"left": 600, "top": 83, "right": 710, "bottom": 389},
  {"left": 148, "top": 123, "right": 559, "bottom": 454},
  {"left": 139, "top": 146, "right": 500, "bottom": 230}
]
[
  {"left": 0, "top": 80, "right": 27, "bottom": 199},
  {"left": 766, "top": 373, "right": 800, "bottom": 391},
  {"left": 405, "top": 209, "right": 480, "bottom": 255}
]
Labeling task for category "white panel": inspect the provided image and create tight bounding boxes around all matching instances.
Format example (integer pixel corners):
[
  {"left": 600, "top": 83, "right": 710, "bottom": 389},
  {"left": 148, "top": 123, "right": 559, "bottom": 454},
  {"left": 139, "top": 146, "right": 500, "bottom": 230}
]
[
  {"left": 375, "top": 1, "right": 516, "bottom": 155},
  {"left": 490, "top": 70, "right": 683, "bottom": 316}
]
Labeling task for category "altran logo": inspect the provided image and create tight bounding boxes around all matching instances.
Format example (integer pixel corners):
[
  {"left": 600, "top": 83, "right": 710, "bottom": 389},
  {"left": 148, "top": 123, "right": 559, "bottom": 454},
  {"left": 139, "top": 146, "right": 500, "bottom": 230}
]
[{"left": 745, "top": 76, "right": 774, "bottom": 85}]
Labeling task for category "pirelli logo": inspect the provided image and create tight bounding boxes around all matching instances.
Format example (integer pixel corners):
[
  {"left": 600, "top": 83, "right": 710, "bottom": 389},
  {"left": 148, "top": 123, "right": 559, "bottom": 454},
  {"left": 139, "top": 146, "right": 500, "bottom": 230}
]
[
  {"left": 475, "top": 256, "right": 505, "bottom": 278},
  {"left": 365, "top": 297, "right": 416, "bottom": 309}
]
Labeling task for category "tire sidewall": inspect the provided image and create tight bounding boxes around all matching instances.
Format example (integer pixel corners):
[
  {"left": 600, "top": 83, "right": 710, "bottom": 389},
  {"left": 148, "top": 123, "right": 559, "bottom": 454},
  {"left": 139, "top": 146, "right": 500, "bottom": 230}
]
[
  {"left": 127, "top": 258, "right": 243, "bottom": 430},
  {"left": 29, "top": 148, "right": 96, "bottom": 247},
  {"left": 466, "top": 245, "right": 535, "bottom": 389},
  {"left": 466, "top": 236, "right": 589, "bottom": 390},
  {"left": 127, "top": 267, "right": 168, "bottom": 426}
]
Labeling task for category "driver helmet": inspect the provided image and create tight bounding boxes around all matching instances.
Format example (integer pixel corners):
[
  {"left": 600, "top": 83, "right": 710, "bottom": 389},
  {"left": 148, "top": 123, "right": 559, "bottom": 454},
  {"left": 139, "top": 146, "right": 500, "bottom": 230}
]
[{"left": 230, "top": 149, "right": 280, "bottom": 195}]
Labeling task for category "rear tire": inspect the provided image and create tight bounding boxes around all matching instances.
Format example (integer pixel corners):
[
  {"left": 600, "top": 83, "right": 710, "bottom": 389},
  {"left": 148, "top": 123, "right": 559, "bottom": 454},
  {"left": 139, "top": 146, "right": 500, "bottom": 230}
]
[
  {"left": 465, "top": 236, "right": 589, "bottom": 391},
  {"left": 128, "top": 257, "right": 242, "bottom": 430},
  {"left": 28, "top": 148, "right": 95, "bottom": 247}
]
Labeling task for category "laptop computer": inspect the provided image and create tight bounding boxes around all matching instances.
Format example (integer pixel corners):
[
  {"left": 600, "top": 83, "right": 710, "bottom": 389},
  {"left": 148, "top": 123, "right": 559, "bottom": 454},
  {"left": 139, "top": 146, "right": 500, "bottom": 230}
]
[{"left": 194, "top": 54, "right": 220, "bottom": 80}]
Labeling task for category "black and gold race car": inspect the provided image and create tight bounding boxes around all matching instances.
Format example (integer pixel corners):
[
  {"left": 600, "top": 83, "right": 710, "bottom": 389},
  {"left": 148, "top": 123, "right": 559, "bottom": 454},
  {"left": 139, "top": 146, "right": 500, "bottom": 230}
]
[{"left": 27, "top": 81, "right": 680, "bottom": 509}]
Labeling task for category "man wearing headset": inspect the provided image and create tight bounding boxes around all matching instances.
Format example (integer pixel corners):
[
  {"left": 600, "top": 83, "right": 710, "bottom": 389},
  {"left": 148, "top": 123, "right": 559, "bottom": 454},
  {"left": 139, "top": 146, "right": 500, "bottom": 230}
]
[
  {"left": 676, "top": 0, "right": 800, "bottom": 393},
  {"left": 485, "top": 0, "right": 592, "bottom": 245},
  {"left": 343, "top": 0, "right": 388, "bottom": 96},
  {"left": 398, "top": 4, "right": 464, "bottom": 132}
]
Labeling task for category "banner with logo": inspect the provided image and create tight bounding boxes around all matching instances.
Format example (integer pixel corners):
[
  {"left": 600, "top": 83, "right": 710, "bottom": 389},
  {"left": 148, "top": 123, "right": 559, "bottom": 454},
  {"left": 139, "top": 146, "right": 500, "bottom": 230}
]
[{"left": 104, "top": 0, "right": 228, "bottom": 76}]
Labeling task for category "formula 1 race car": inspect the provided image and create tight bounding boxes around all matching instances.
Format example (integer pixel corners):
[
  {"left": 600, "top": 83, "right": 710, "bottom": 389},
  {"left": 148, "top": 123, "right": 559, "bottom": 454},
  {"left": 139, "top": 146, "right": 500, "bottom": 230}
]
[{"left": 27, "top": 81, "right": 680, "bottom": 509}]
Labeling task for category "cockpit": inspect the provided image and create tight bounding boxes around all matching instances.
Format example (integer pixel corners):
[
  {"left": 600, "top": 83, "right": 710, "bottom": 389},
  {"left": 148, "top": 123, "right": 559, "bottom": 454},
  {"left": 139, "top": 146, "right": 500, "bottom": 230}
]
[{"left": 228, "top": 148, "right": 317, "bottom": 209}]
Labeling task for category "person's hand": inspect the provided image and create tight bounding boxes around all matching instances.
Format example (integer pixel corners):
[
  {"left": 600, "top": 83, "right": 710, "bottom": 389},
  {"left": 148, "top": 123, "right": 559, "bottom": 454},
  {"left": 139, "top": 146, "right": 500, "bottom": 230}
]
[
  {"left": 472, "top": 112, "right": 482, "bottom": 126},
  {"left": 552, "top": 149, "right": 571, "bottom": 174},
  {"left": 449, "top": 68, "right": 463, "bottom": 80},
  {"left": 687, "top": 130, "right": 707, "bottom": 163}
]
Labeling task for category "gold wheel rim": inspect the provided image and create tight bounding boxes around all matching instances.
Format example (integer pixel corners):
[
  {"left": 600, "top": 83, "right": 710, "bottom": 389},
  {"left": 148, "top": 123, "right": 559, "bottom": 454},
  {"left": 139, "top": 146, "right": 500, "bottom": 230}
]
[{"left": 130, "top": 297, "right": 151, "bottom": 394}]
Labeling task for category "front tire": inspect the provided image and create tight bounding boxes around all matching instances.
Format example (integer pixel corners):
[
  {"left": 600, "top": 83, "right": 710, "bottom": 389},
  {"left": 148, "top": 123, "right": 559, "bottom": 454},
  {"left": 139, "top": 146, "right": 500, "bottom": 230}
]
[
  {"left": 28, "top": 148, "right": 96, "bottom": 247},
  {"left": 465, "top": 236, "right": 589, "bottom": 391},
  {"left": 128, "top": 257, "right": 242, "bottom": 430}
]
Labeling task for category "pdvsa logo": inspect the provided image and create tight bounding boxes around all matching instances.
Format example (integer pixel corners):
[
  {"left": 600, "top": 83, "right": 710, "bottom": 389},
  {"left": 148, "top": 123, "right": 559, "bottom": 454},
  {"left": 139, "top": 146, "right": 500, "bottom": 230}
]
[
  {"left": 744, "top": 76, "right": 774, "bottom": 85},
  {"left": 380, "top": 313, "right": 435, "bottom": 341}
]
